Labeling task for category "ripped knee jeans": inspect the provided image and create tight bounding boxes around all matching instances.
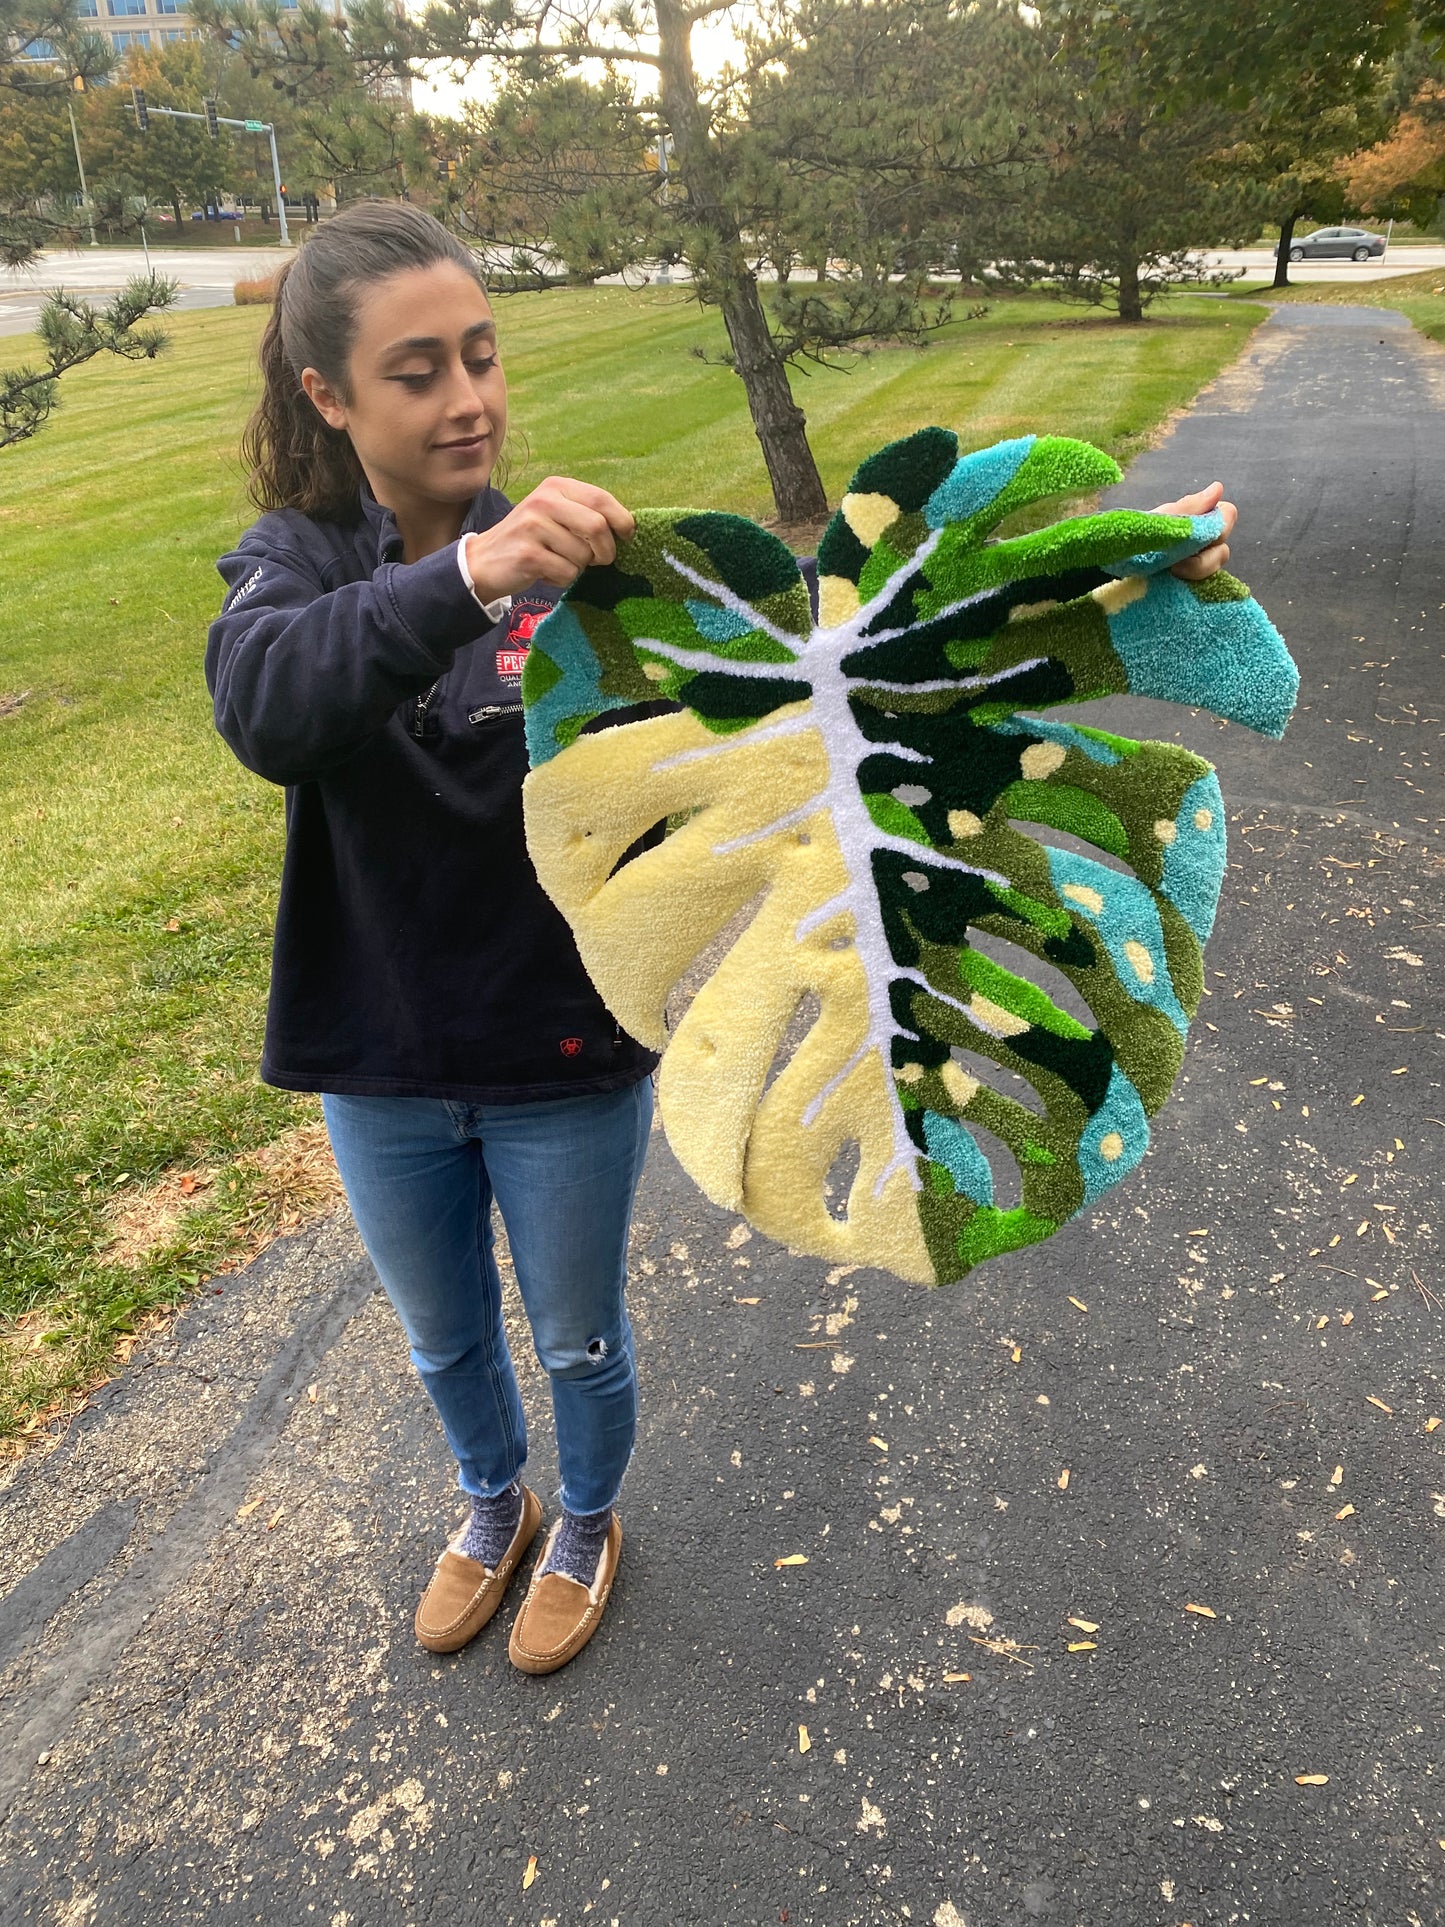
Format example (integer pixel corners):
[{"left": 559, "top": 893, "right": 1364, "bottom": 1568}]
[{"left": 322, "top": 1079, "right": 653, "bottom": 1514}]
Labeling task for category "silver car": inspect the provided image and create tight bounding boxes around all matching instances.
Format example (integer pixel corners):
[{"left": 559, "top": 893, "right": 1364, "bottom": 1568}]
[{"left": 1280, "top": 226, "right": 1387, "bottom": 262}]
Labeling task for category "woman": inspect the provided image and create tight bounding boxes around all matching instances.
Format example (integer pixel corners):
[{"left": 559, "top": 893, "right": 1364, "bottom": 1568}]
[
  {"left": 207, "top": 200, "right": 653, "bottom": 1676},
  {"left": 208, "top": 199, "right": 1238, "bottom": 1678}
]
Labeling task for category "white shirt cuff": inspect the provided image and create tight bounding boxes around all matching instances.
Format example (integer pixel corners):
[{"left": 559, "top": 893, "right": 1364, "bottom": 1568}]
[{"left": 456, "top": 538, "right": 512, "bottom": 625}]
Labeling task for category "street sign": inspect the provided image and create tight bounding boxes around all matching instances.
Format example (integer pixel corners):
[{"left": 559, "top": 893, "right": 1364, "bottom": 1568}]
[{"left": 244, "top": 120, "right": 265, "bottom": 133}]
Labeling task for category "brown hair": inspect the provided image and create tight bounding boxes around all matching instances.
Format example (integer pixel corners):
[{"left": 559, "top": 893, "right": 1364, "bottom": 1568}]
[{"left": 241, "top": 201, "right": 490, "bottom": 524}]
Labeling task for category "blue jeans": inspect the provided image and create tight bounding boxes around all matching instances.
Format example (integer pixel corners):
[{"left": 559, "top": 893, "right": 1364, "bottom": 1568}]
[{"left": 321, "top": 1080, "right": 653, "bottom": 1516}]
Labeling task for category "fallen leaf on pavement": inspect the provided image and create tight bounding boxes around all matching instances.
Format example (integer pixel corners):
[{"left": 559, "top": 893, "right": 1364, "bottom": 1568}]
[
  {"left": 1295, "top": 1775, "right": 1328, "bottom": 1787},
  {"left": 1366, "top": 1396, "right": 1394, "bottom": 1415},
  {"left": 522, "top": 1853, "right": 538, "bottom": 1890},
  {"left": 236, "top": 1499, "right": 263, "bottom": 1521},
  {"left": 1335, "top": 1504, "right": 1356, "bottom": 1520},
  {"left": 1067, "top": 1295, "right": 1088, "bottom": 1313},
  {"left": 1066, "top": 1617, "right": 1099, "bottom": 1633},
  {"left": 775, "top": 1554, "right": 809, "bottom": 1568},
  {"left": 798, "top": 1725, "right": 811, "bottom": 1754},
  {"left": 1184, "top": 1602, "right": 1216, "bottom": 1618},
  {"left": 1067, "top": 1640, "right": 1096, "bottom": 1652}
]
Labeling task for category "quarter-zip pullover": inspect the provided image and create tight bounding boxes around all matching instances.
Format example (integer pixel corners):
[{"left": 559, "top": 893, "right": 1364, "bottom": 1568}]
[{"left": 206, "top": 484, "right": 659, "bottom": 1102}]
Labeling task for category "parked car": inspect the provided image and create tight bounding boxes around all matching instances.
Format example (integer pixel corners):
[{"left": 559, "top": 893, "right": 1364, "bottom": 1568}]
[{"left": 1279, "top": 226, "right": 1387, "bottom": 262}]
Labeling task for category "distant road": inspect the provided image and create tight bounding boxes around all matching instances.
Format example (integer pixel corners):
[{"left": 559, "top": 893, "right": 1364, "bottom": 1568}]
[
  {"left": 1204, "top": 242, "right": 1445, "bottom": 283},
  {"left": 5, "top": 239, "right": 1444, "bottom": 340},
  {"left": 0, "top": 244, "right": 287, "bottom": 338}
]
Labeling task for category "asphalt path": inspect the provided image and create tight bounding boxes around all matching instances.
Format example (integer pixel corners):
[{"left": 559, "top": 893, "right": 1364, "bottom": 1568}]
[{"left": 0, "top": 304, "right": 1441, "bottom": 1926}]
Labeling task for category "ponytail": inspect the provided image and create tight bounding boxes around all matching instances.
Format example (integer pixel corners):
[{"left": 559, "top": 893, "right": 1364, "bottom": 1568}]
[{"left": 240, "top": 201, "right": 489, "bottom": 526}]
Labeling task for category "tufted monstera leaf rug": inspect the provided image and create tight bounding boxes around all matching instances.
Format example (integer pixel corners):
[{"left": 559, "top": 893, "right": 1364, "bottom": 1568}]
[{"left": 520, "top": 428, "right": 1297, "bottom": 1285}]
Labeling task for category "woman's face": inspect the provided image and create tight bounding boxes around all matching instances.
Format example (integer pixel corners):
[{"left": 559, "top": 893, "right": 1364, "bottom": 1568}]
[{"left": 300, "top": 260, "right": 508, "bottom": 511}]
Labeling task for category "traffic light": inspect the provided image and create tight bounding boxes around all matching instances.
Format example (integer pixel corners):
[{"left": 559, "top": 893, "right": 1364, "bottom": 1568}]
[
  {"left": 131, "top": 86, "right": 148, "bottom": 132},
  {"left": 204, "top": 97, "right": 219, "bottom": 140}
]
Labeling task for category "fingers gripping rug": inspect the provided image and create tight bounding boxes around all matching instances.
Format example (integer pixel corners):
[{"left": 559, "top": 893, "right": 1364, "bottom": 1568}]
[{"left": 520, "top": 428, "right": 1297, "bottom": 1285}]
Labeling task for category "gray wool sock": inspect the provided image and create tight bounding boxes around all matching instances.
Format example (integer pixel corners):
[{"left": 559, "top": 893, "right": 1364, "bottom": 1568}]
[
  {"left": 540, "top": 1504, "right": 613, "bottom": 1588},
  {"left": 458, "top": 1479, "right": 524, "bottom": 1569}
]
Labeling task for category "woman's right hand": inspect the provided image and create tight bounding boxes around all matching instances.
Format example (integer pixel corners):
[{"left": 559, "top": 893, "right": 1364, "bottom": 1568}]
[{"left": 463, "top": 477, "right": 636, "bottom": 604}]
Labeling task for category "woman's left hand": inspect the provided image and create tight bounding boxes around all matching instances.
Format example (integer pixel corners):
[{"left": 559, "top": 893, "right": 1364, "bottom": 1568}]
[{"left": 1152, "top": 480, "right": 1237, "bottom": 581}]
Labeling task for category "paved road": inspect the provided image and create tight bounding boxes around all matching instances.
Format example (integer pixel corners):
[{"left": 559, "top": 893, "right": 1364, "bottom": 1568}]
[
  {"left": 4, "top": 241, "right": 1442, "bottom": 337},
  {"left": 1206, "top": 243, "right": 1445, "bottom": 285},
  {"left": 0, "top": 245, "right": 287, "bottom": 337},
  {"left": 0, "top": 305, "right": 1441, "bottom": 1926}
]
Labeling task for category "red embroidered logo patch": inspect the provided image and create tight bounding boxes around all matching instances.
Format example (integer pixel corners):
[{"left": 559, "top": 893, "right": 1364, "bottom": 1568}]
[
  {"left": 559, "top": 1036, "right": 584, "bottom": 1057},
  {"left": 496, "top": 648, "right": 528, "bottom": 679},
  {"left": 509, "top": 608, "right": 544, "bottom": 644}
]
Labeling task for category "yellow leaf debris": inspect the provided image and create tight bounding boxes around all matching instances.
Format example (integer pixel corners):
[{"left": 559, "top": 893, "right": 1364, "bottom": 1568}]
[
  {"left": 236, "top": 1498, "right": 264, "bottom": 1521},
  {"left": 775, "top": 1554, "right": 809, "bottom": 1568},
  {"left": 1067, "top": 1295, "right": 1088, "bottom": 1313},
  {"left": 1426, "top": 1417, "right": 1442, "bottom": 1434},
  {"left": 1184, "top": 1602, "right": 1217, "bottom": 1618},
  {"left": 1329, "top": 1465, "right": 1343, "bottom": 1487},
  {"left": 1366, "top": 1396, "right": 1394, "bottom": 1415},
  {"left": 1011, "top": 1345, "right": 1022, "bottom": 1364},
  {"left": 1351, "top": 1094, "right": 1365, "bottom": 1105},
  {"left": 1057, "top": 1468, "right": 1071, "bottom": 1490},
  {"left": 733, "top": 1295, "right": 761, "bottom": 1305},
  {"left": 868, "top": 1436, "right": 889, "bottom": 1451},
  {"left": 1371, "top": 1289, "right": 1389, "bottom": 1302},
  {"left": 1066, "top": 1617, "right": 1099, "bottom": 1634},
  {"left": 522, "top": 1853, "right": 538, "bottom": 1890},
  {"left": 1335, "top": 1504, "right": 1356, "bottom": 1521},
  {"left": 798, "top": 1725, "right": 811, "bottom": 1754},
  {"left": 1067, "top": 1640, "right": 1097, "bottom": 1652},
  {"left": 1295, "top": 1774, "right": 1329, "bottom": 1787},
  {"left": 942, "top": 1671, "right": 972, "bottom": 1683},
  {"left": 1341, "top": 1312, "right": 1354, "bottom": 1327}
]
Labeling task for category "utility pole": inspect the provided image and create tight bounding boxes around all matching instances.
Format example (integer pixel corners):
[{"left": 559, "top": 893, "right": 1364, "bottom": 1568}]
[
  {"left": 67, "top": 76, "right": 97, "bottom": 247},
  {"left": 136, "top": 100, "right": 292, "bottom": 246}
]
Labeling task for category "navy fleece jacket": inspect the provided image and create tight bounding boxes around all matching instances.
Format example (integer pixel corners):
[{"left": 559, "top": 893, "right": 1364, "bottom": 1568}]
[{"left": 206, "top": 483, "right": 659, "bottom": 1102}]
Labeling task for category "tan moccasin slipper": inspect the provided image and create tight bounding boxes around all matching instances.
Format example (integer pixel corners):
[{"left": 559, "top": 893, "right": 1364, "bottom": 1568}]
[
  {"left": 414, "top": 1484, "right": 543, "bottom": 1655},
  {"left": 508, "top": 1512, "right": 622, "bottom": 1676}
]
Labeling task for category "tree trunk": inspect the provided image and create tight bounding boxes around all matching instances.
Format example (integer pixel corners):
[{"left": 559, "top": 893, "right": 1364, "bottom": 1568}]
[
  {"left": 1273, "top": 210, "right": 1299, "bottom": 290},
  {"left": 656, "top": 0, "right": 828, "bottom": 525},
  {"left": 1117, "top": 255, "right": 1143, "bottom": 324},
  {"left": 170, "top": 193, "right": 182, "bottom": 230}
]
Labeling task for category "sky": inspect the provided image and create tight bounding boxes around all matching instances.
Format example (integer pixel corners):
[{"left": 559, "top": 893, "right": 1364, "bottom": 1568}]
[{"left": 411, "top": 6, "right": 762, "bottom": 120}]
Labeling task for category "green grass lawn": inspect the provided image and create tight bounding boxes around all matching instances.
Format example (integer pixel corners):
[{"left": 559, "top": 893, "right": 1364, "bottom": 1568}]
[
  {"left": 0, "top": 284, "right": 1267, "bottom": 1443},
  {"left": 1235, "top": 266, "right": 1445, "bottom": 346}
]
